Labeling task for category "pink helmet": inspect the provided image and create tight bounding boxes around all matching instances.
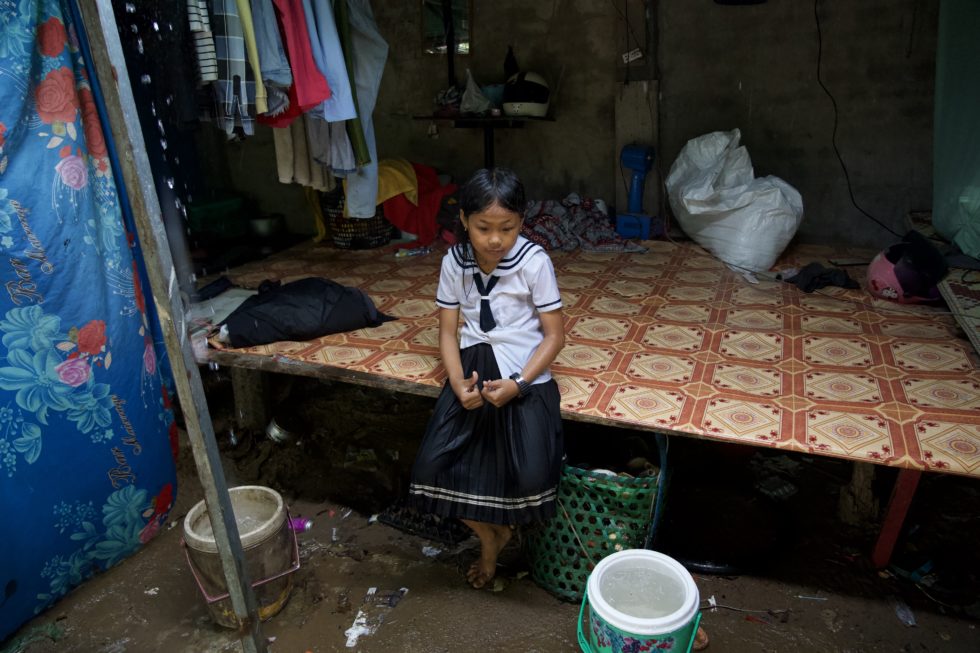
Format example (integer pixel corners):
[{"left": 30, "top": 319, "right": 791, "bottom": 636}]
[
  {"left": 867, "top": 251, "right": 907, "bottom": 302},
  {"left": 866, "top": 232, "right": 947, "bottom": 304}
]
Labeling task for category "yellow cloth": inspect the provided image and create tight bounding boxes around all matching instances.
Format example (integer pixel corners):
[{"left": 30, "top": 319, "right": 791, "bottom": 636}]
[
  {"left": 236, "top": 0, "right": 268, "bottom": 114},
  {"left": 341, "top": 159, "right": 417, "bottom": 217},
  {"left": 376, "top": 159, "right": 418, "bottom": 205},
  {"left": 307, "top": 187, "right": 328, "bottom": 243}
]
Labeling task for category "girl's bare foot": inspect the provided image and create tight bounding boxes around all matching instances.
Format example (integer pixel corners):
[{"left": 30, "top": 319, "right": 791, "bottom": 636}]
[{"left": 461, "top": 520, "right": 513, "bottom": 589}]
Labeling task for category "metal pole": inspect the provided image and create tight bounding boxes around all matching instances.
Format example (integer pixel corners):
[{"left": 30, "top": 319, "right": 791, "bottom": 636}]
[{"left": 75, "top": 3, "right": 266, "bottom": 651}]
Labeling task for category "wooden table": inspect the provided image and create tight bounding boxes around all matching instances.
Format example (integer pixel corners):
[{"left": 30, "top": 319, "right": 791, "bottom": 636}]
[{"left": 413, "top": 114, "right": 554, "bottom": 168}]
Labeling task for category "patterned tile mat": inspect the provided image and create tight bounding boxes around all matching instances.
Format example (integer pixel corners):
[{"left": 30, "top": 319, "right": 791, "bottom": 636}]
[{"left": 217, "top": 239, "right": 980, "bottom": 479}]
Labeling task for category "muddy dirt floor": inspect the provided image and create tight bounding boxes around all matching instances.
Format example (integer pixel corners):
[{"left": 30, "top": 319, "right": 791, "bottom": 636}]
[{"left": 5, "top": 373, "right": 980, "bottom": 653}]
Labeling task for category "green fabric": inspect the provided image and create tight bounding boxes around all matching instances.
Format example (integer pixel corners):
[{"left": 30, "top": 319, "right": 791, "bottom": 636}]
[
  {"left": 933, "top": 0, "right": 980, "bottom": 259},
  {"left": 334, "top": 0, "right": 370, "bottom": 167}
]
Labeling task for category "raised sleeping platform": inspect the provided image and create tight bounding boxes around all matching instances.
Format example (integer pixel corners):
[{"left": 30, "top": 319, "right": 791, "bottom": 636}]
[{"left": 200, "top": 237, "right": 980, "bottom": 566}]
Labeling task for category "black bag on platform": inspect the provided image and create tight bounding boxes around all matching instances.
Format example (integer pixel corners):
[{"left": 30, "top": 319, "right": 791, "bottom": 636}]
[{"left": 222, "top": 277, "right": 394, "bottom": 348}]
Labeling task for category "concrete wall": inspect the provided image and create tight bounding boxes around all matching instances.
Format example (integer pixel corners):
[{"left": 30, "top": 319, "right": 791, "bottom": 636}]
[
  {"left": 372, "top": 0, "right": 631, "bottom": 204},
  {"left": 211, "top": 0, "right": 939, "bottom": 248},
  {"left": 659, "top": 0, "right": 938, "bottom": 247}
]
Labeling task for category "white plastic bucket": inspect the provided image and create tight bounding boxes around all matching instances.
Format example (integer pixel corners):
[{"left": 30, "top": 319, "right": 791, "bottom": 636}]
[
  {"left": 182, "top": 486, "right": 299, "bottom": 628},
  {"left": 578, "top": 549, "right": 701, "bottom": 653}
]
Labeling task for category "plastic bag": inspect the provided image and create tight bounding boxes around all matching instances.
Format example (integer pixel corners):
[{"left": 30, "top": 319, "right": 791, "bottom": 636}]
[
  {"left": 460, "top": 68, "right": 491, "bottom": 114},
  {"left": 666, "top": 129, "right": 803, "bottom": 272}
]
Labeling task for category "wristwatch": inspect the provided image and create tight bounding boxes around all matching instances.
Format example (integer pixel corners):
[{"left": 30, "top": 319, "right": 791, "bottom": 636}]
[{"left": 509, "top": 373, "right": 531, "bottom": 397}]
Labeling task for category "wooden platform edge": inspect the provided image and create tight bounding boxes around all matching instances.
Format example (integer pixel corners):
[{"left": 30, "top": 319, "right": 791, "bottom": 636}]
[
  {"left": 205, "top": 349, "right": 441, "bottom": 399},
  {"left": 202, "top": 349, "right": 702, "bottom": 438}
]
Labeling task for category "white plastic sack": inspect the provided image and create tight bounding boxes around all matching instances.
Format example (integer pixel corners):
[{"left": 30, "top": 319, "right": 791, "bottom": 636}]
[
  {"left": 460, "top": 68, "right": 491, "bottom": 114},
  {"left": 666, "top": 129, "right": 804, "bottom": 272}
]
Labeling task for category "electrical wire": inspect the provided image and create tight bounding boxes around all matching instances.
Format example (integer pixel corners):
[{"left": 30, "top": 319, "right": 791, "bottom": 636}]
[
  {"left": 814, "top": 0, "right": 901, "bottom": 238},
  {"left": 611, "top": 1, "right": 671, "bottom": 240},
  {"left": 618, "top": 162, "right": 631, "bottom": 200},
  {"left": 906, "top": 0, "right": 920, "bottom": 59},
  {"left": 610, "top": 0, "right": 645, "bottom": 61},
  {"left": 701, "top": 598, "right": 789, "bottom": 616},
  {"left": 623, "top": 0, "right": 631, "bottom": 84}
]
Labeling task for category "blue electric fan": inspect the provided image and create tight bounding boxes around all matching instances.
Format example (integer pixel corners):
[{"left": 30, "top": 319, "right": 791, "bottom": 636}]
[{"left": 615, "top": 144, "right": 659, "bottom": 239}]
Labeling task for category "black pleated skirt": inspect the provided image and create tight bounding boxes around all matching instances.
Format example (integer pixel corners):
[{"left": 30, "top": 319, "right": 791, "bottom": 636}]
[{"left": 409, "top": 343, "right": 564, "bottom": 525}]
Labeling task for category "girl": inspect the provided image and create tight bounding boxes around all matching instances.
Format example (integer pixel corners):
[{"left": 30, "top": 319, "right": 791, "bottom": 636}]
[{"left": 409, "top": 167, "right": 565, "bottom": 589}]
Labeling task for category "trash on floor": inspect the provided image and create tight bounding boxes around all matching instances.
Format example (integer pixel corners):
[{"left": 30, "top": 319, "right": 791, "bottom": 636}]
[
  {"left": 290, "top": 517, "right": 313, "bottom": 533},
  {"left": 344, "top": 587, "right": 409, "bottom": 648},
  {"left": 892, "top": 597, "right": 917, "bottom": 627}
]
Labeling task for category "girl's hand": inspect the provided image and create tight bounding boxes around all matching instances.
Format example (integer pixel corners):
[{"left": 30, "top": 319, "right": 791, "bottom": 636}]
[
  {"left": 480, "top": 378, "right": 519, "bottom": 408},
  {"left": 453, "top": 371, "right": 484, "bottom": 410}
]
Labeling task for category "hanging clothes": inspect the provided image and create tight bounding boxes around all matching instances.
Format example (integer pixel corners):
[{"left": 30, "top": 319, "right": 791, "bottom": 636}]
[
  {"left": 301, "top": 0, "right": 357, "bottom": 122},
  {"left": 305, "top": 114, "right": 356, "bottom": 172},
  {"left": 257, "top": 73, "right": 303, "bottom": 128},
  {"left": 234, "top": 0, "right": 268, "bottom": 114},
  {"left": 305, "top": 115, "right": 333, "bottom": 167},
  {"left": 211, "top": 0, "right": 257, "bottom": 135},
  {"left": 273, "top": 114, "right": 335, "bottom": 191},
  {"left": 328, "top": 119, "right": 357, "bottom": 173},
  {"left": 339, "top": 0, "right": 389, "bottom": 218},
  {"left": 249, "top": 0, "right": 293, "bottom": 116},
  {"left": 257, "top": 0, "right": 331, "bottom": 128},
  {"left": 333, "top": 0, "right": 368, "bottom": 166},
  {"left": 187, "top": 0, "right": 218, "bottom": 84}
]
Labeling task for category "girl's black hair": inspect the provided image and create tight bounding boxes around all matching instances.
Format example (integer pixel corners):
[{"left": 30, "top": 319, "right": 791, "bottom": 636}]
[
  {"left": 453, "top": 167, "right": 526, "bottom": 257},
  {"left": 459, "top": 167, "right": 526, "bottom": 216}
]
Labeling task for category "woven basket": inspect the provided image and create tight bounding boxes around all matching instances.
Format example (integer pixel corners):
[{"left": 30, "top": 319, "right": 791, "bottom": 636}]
[
  {"left": 526, "top": 465, "right": 662, "bottom": 602},
  {"left": 320, "top": 189, "right": 396, "bottom": 250}
]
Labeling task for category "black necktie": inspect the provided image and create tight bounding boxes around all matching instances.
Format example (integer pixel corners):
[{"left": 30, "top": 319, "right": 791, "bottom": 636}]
[{"left": 473, "top": 273, "right": 499, "bottom": 332}]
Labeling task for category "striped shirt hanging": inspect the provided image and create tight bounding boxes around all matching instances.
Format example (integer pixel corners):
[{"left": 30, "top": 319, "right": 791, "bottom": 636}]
[{"left": 187, "top": 0, "right": 218, "bottom": 84}]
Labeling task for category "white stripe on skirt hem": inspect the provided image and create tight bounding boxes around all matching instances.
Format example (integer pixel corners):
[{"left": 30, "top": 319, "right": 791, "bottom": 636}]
[{"left": 408, "top": 484, "right": 556, "bottom": 510}]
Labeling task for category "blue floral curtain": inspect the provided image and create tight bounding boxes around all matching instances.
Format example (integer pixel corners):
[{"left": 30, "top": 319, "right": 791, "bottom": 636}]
[{"left": 0, "top": 0, "right": 178, "bottom": 641}]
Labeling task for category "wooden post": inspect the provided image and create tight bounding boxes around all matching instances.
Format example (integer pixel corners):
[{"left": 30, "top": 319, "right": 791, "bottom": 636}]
[
  {"left": 76, "top": 3, "right": 266, "bottom": 651},
  {"left": 231, "top": 368, "right": 271, "bottom": 434},
  {"left": 838, "top": 461, "right": 879, "bottom": 526},
  {"left": 871, "top": 469, "right": 922, "bottom": 569}
]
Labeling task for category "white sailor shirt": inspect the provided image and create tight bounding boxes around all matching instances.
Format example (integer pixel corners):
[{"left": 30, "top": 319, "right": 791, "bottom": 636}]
[{"left": 435, "top": 236, "right": 562, "bottom": 384}]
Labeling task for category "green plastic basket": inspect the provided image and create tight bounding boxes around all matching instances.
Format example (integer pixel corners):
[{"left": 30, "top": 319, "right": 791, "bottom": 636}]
[{"left": 527, "top": 464, "right": 663, "bottom": 602}]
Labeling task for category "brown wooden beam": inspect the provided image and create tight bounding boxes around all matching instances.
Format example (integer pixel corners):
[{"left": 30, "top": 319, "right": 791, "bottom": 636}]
[{"left": 231, "top": 367, "right": 271, "bottom": 434}]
